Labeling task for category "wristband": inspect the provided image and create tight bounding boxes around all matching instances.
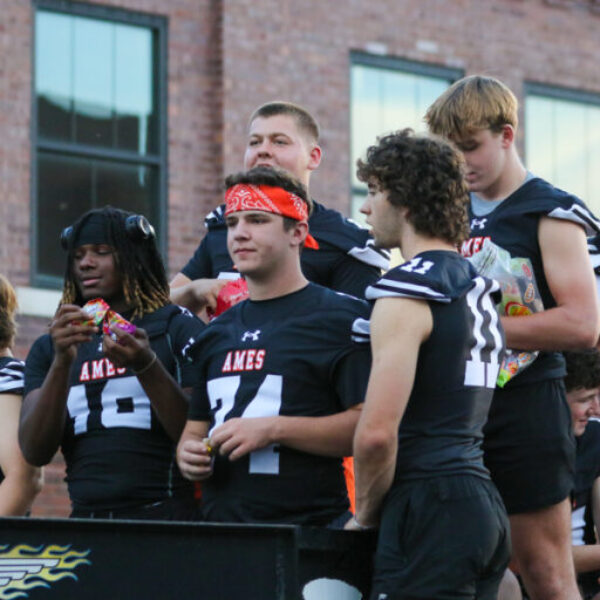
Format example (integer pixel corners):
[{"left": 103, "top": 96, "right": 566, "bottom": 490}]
[{"left": 132, "top": 351, "right": 157, "bottom": 375}]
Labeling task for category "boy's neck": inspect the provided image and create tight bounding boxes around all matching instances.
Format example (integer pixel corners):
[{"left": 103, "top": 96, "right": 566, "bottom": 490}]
[{"left": 477, "top": 151, "right": 527, "bottom": 202}]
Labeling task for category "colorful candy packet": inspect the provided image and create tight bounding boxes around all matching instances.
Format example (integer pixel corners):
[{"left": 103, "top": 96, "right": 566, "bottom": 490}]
[
  {"left": 102, "top": 309, "right": 137, "bottom": 339},
  {"left": 75, "top": 298, "right": 110, "bottom": 327}
]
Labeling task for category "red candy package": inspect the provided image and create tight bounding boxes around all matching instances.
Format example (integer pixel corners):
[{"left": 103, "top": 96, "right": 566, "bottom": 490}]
[
  {"left": 207, "top": 279, "right": 249, "bottom": 320},
  {"left": 74, "top": 298, "right": 110, "bottom": 327},
  {"left": 102, "top": 309, "right": 137, "bottom": 338}
]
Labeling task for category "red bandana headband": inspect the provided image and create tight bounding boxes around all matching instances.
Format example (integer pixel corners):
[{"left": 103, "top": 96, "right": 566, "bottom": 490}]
[{"left": 224, "top": 184, "right": 319, "bottom": 250}]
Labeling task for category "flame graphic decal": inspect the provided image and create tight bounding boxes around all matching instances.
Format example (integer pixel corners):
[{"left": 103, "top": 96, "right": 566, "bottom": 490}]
[{"left": 0, "top": 544, "right": 90, "bottom": 599}]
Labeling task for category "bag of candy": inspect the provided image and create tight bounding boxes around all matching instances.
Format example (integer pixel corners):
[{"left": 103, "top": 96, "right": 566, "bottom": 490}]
[{"left": 468, "top": 239, "right": 544, "bottom": 387}]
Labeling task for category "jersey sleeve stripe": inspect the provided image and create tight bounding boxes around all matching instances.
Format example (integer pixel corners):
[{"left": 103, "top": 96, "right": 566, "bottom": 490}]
[
  {"left": 0, "top": 360, "right": 25, "bottom": 394},
  {"left": 548, "top": 204, "right": 600, "bottom": 236},
  {"left": 348, "top": 243, "right": 391, "bottom": 270},
  {"left": 351, "top": 317, "right": 371, "bottom": 344},
  {"left": 365, "top": 279, "right": 450, "bottom": 302}
]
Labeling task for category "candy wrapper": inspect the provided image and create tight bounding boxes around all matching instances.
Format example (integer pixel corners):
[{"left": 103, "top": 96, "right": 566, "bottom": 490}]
[
  {"left": 206, "top": 278, "right": 249, "bottom": 321},
  {"left": 102, "top": 309, "right": 137, "bottom": 339},
  {"left": 468, "top": 239, "right": 544, "bottom": 387},
  {"left": 74, "top": 298, "right": 109, "bottom": 327}
]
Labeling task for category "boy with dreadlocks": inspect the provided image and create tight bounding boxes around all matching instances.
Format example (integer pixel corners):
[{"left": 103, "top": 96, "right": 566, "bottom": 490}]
[{"left": 19, "top": 206, "right": 206, "bottom": 520}]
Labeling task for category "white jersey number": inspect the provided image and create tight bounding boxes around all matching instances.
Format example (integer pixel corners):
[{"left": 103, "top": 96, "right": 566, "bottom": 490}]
[
  {"left": 67, "top": 376, "right": 152, "bottom": 434},
  {"left": 464, "top": 277, "right": 503, "bottom": 389},
  {"left": 207, "top": 375, "right": 283, "bottom": 475}
]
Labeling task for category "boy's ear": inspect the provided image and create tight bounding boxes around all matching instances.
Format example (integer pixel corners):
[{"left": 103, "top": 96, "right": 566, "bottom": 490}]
[{"left": 500, "top": 124, "right": 515, "bottom": 148}]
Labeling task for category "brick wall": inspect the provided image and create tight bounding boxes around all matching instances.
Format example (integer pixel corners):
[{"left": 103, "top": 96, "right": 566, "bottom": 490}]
[{"left": 2, "top": 0, "right": 600, "bottom": 517}]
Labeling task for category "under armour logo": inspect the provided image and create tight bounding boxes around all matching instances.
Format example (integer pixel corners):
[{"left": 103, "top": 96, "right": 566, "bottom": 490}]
[
  {"left": 241, "top": 330, "right": 261, "bottom": 342},
  {"left": 471, "top": 217, "right": 487, "bottom": 230}
]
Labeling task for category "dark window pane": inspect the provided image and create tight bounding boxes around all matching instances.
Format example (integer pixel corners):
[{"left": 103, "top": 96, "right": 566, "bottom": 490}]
[
  {"left": 37, "top": 153, "right": 93, "bottom": 279},
  {"left": 95, "top": 161, "right": 159, "bottom": 234}
]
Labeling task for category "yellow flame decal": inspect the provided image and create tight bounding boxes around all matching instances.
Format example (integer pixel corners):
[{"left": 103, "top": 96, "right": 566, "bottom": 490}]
[{"left": 0, "top": 544, "right": 90, "bottom": 599}]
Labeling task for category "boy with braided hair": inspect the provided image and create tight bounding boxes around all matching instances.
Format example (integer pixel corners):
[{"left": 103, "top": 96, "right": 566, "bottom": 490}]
[{"left": 20, "top": 206, "right": 206, "bottom": 520}]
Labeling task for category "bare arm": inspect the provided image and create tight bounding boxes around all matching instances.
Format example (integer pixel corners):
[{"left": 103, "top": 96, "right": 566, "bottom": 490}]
[
  {"left": 351, "top": 298, "right": 432, "bottom": 528},
  {"left": 103, "top": 326, "right": 191, "bottom": 441},
  {"left": 176, "top": 419, "right": 212, "bottom": 481},
  {"left": 0, "top": 393, "right": 43, "bottom": 515},
  {"left": 169, "top": 272, "right": 227, "bottom": 317},
  {"left": 572, "top": 545, "right": 600, "bottom": 574},
  {"left": 19, "top": 305, "right": 96, "bottom": 466},
  {"left": 501, "top": 219, "right": 599, "bottom": 351},
  {"left": 209, "top": 405, "right": 363, "bottom": 461}
]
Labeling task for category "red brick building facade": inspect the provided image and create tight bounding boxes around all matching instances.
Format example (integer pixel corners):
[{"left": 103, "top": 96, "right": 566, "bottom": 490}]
[{"left": 1, "top": 0, "right": 599, "bottom": 517}]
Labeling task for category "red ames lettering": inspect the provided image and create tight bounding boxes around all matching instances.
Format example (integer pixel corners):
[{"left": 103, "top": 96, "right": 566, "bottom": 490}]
[
  {"left": 221, "top": 349, "right": 266, "bottom": 373},
  {"left": 460, "top": 236, "right": 490, "bottom": 258},
  {"left": 80, "top": 362, "right": 90, "bottom": 381},
  {"left": 222, "top": 351, "right": 233, "bottom": 372},
  {"left": 92, "top": 360, "right": 105, "bottom": 379},
  {"left": 79, "top": 358, "right": 127, "bottom": 382},
  {"left": 254, "top": 350, "right": 265, "bottom": 370},
  {"left": 233, "top": 351, "right": 246, "bottom": 371}
]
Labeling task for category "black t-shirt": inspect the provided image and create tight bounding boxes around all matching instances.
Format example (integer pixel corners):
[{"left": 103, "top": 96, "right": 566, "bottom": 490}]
[
  {"left": 366, "top": 251, "right": 504, "bottom": 481},
  {"left": 188, "top": 283, "right": 372, "bottom": 525},
  {"left": 24, "top": 304, "right": 206, "bottom": 511},
  {"left": 461, "top": 177, "right": 600, "bottom": 386},
  {"left": 0, "top": 356, "right": 25, "bottom": 484},
  {"left": 181, "top": 201, "right": 390, "bottom": 298}
]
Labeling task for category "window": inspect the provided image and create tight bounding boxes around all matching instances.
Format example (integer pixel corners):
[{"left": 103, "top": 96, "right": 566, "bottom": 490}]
[
  {"left": 525, "top": 84, "right": 600, "bottom": 216},
  {"left": 33, "top": 1, "right": 166, "bottom": 285},
  {"left": 350, "top": 53, "right": 461, "bottom": 223}
]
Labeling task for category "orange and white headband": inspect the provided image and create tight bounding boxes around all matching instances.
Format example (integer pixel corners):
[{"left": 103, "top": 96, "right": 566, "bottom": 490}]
[{"left": 224, "top": 184, "right": 319, "bottom": 249}]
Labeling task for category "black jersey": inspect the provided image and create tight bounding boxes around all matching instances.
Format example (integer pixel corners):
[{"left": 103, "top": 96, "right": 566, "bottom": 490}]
[
  {"left": 461, "top": 177, "right": 600, "bottom": 386},
  {"left": 181, "top": 201, "right": 390, "bottom": 298},
  {"left": 367, "top": 251, "right": 504, "bottom": 481},
  {"left": 0, "top": 356, "right": 24, "bottom": 395},
  {"left": 573, "top": 419, "right": 600, "bottom": 545},
  {"left": 188, "top": 283, "right": 371, "bottom": 525},
  {"left": 24, "top": 304, "right": 206, "bottom": 512},
  {"left": 0, "top": 356, "right": 25, "bottom": 484},
  {"left": 588, "top": 234, "right": 600, "bottom": 275}
]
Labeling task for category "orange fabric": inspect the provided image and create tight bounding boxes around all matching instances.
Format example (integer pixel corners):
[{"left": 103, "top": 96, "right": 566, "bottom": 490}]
[
  {"left": 343, "top": 456, "right": 356, "bottom": 514},
  {"left": 225, "top": 183, "right": 319, "bottom": 249}
]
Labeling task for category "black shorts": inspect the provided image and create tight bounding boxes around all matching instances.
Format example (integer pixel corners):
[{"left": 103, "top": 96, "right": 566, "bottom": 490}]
[
  {"left": 483, "top": 378, "right": 575, "bottom": 514},
  {"left": 370, "top": 475, "right": 510, "bottom": 600}
]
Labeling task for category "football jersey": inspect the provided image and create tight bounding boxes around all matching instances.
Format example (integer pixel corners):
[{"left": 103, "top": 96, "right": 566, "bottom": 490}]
[
  {"left": 181, "top": 201, "right": 390, "bottom": 298},
  {"left": 366, "top": 251, "right": 504, "bottom": 481},
  {"left": 588, "top": 234, "right": 600, "bottom": 300},
  {"left": 0, "top": 356, "right": 25, "bottom": 484},
  {"left": 188, "top": 283, "right": 371, "bottom": 525},
  {"left": 461, "top": 177, "right": 600, "bottom": 386},
  {"left": 24, "top": 304, "right": 206, "bottom": 511}
]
